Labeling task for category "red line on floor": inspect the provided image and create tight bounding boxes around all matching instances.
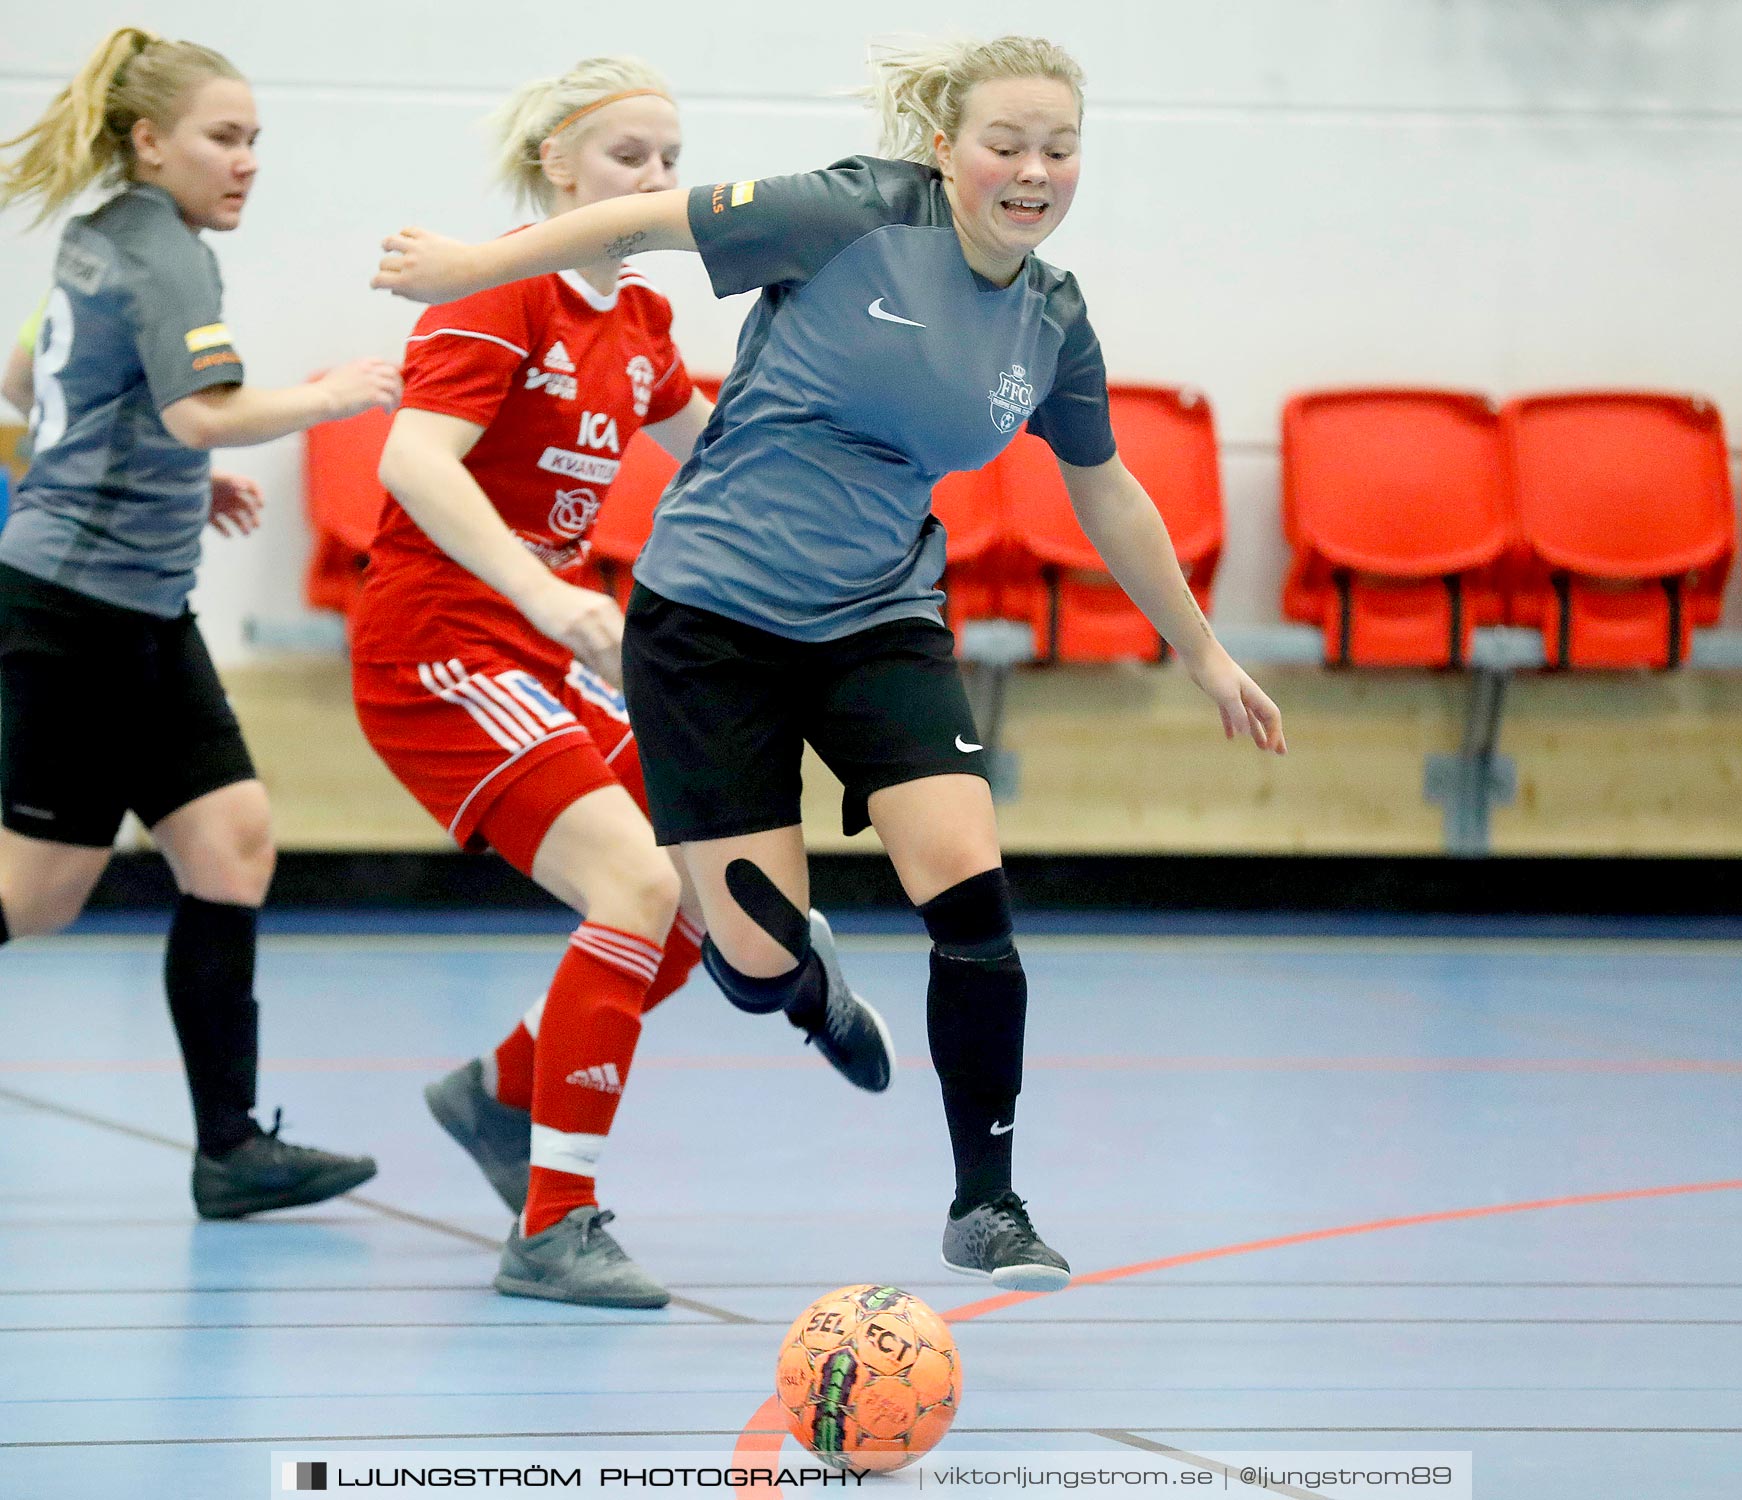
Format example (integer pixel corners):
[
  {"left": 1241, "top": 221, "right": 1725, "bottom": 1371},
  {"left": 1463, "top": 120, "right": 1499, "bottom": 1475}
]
[
  {"left": 732, "top": 1398, "right": 789, "bottom": 1495},
  {"left": 942, "top": 1176, "right": 1742, "bottom": 1320},
  {"left": 732, "top": 1174, "right": 1742, "bottom": 1489}
]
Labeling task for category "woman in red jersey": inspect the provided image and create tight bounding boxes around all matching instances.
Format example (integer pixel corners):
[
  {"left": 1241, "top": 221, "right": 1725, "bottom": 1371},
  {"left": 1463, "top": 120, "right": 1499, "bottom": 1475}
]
[{"left": 353, "top": 58, "right": 881, "bottom": 1308}]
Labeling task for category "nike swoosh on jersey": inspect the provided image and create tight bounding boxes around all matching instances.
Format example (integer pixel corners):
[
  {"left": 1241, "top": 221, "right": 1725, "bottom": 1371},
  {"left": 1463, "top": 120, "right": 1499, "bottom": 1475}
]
[
  {"left": 867, "top": 298, "right": 926, "bottom": 328},
  {"left": 956, "top": 735, "right": 984, "bottom": 753}
]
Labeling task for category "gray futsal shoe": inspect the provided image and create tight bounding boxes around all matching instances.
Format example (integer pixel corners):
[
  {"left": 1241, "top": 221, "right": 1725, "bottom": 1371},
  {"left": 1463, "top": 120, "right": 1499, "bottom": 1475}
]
[
  {"left": 493, "top": 1206, "right": 671, "bottom": 1308},
  {"left": 796, "top": 909, "right": 896, "bottom": 1093},
  {"left": 192, "top": 1112, "right": 377, "bottom": 1221},
  {"left": 940, "top": 1190, "right": 1072, "bottom": 1292},
  {"left": 424, "top": 1058, "right": 532, "bottom": 1213}
]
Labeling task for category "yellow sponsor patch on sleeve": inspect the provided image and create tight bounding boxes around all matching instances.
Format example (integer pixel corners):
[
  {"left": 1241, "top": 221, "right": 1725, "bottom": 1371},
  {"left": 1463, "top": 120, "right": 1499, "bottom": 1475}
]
[
  {"left": 184, "top": 322, "right": 232, "bottom": 353},
  {"left": 730, "top": 180, "right": 756, "bottom": 207}
]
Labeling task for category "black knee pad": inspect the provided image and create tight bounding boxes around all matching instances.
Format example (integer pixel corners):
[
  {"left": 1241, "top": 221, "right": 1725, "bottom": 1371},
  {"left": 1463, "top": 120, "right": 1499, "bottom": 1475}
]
[
  {"left": 918, "top": 868, "right": 1014, "bottom": 960},
  {"left": 702, "top": 934, "right": 815, "bottom": 1016}
]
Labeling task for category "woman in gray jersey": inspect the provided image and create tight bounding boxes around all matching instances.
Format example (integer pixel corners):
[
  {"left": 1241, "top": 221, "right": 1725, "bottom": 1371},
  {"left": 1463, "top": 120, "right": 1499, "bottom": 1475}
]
[
  {"left": 375, "top": 35, "right": 1288, "bottom": 1289},
  {"left": 0, "top": 27, "right": 399, "bottom": 1218}
]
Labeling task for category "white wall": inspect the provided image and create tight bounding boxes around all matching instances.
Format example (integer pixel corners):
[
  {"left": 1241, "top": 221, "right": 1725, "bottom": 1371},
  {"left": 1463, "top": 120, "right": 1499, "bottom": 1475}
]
[{"left": 3, "top": 0, "right": 1740, "bottom": 661}]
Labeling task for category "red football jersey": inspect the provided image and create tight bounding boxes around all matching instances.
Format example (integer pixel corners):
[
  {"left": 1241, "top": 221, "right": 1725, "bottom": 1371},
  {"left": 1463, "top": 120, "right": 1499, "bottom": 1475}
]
[{"left": 352, "top": 256, "right": 693, "bottom": 663}]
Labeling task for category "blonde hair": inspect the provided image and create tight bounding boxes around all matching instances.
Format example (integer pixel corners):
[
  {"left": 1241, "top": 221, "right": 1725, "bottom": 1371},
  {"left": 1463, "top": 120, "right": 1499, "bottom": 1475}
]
[
  {"left": 0, "top": 26, "right": 243, "bottom": 224},
  {"left": 491, "top": 57, "right": 674, "bottom": 215},
  {"left": 863, "top": 35, "right": 1085, "bottom": 165}
]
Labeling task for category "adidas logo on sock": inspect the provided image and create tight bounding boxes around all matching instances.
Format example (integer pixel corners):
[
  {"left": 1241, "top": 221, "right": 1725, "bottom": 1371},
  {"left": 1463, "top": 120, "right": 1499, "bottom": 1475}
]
[
  {"left": 565, "top": 1062, "right": 623, "bottom": 1094},
  {"left": 544, "top": 340, "right": 575, "bottom": 372}
]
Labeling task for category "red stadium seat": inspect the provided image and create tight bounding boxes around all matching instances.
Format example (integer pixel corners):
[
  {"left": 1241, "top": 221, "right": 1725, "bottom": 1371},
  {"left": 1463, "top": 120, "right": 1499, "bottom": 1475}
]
[
  {"left": 932, "top": 460, "right": 1008, "bottom": 632},
  {"left": 302, "top": 402, "right": 392, "bottom": 616},
  {"left": 996, "top": 385, "right": 1224, "bottom": 663},
  {"left": 1503, "top": 392, "right": 1734, "bottom": 669},
  {"left": 1282, "top": 389, "right": 1510, "bottom": 667}
]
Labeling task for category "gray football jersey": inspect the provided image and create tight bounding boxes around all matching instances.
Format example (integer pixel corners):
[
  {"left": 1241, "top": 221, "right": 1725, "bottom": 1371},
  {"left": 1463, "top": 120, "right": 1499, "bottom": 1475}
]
[
  {"left": 634, "top": 156, "right": 1116, "bottom": 642},
  {"left": 0, "top": 183, "right": 244, "bottom": 617}
]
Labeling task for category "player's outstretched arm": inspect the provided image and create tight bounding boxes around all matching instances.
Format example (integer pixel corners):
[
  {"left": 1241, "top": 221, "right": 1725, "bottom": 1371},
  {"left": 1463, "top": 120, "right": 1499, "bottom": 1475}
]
[
  {"left": 373, "top": 191, "right": 697, "bottom": 305},
  {"left": 161, "top": 359, "right": 402, "bottom": 450},
  {"left": 378, "top": 408, "right": 626, "bottom": 683},
  {"left": 1057, "top": 453, "right": 1287, "bottom": 755}
]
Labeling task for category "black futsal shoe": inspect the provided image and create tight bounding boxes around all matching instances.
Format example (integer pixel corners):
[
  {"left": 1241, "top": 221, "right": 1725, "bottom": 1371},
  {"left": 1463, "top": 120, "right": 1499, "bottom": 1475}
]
[
  {"left": 793, "top": 909, "right": 895, "bottom": 1092},
  {"left": 424, "top": 1058, "right": 531, "bottom": 1213},
  {"left": 941, "top": 1190, "right": 1072, "bottom": 1291},
  {"left": 192, "top": 1110, "right": 377, "bottom": 1220}
]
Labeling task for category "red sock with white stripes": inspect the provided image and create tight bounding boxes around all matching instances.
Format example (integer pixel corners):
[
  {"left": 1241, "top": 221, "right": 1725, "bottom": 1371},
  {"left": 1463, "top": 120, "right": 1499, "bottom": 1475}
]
[
  {"left": 642, "top": 913, "right": 704, "bottom": 1016},
  {"left": 489, "top": 1005, "right": 538, "bottom": 1112},
  {"left": 523, "top": 922, "right": 663, "bottom": 1237},
  {"left": 488, "top": 913, "right": 703, "bottom": 1110}
]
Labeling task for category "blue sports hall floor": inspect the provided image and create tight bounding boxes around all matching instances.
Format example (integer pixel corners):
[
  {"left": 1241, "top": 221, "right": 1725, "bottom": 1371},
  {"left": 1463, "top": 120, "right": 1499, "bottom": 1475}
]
[{"left": 2, "top": 911, "right": 1739, "bottom": 1498}]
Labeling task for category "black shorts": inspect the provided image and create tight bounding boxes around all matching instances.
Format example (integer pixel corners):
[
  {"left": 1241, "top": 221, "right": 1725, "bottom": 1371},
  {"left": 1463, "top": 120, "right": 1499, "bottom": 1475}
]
[
  {"left": 622, "top": 585, "right": 987, "bottom": 845},
  {"left": 0, "top": 563, "right": 256, "bottom": 847}
]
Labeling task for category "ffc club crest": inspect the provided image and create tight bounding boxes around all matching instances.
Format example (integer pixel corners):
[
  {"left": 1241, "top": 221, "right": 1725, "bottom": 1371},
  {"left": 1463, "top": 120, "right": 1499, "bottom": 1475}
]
[
  {"left": 989, "top": 362, "right": 1035, "bottom": 434},
  {"left": 550, "top": 487, "right": 602, "bottom": 539}
]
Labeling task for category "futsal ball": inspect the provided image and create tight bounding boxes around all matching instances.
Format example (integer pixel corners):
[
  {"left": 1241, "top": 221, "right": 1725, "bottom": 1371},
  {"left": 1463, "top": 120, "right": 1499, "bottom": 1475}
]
[{"left": 775, "top": 1284, "right": 960, "bottom": 1472}]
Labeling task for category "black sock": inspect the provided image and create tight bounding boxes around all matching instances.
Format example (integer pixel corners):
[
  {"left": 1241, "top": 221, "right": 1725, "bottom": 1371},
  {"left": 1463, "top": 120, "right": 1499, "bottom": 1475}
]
[
  {"left": 164, "top": 896, "right": 260, "bottom": 1156},
  {"left": 701, "top": 934, "right": 826, "bottom": 1030},
  {"left": 927, "top": 946, "right": 1026, "bottom": 1212},
  {"left": 0, "top": 896, "right": 9, "bottom": 947},
  {"left": 919, "top": 869, "right": 1025, "bottom": 1210}
]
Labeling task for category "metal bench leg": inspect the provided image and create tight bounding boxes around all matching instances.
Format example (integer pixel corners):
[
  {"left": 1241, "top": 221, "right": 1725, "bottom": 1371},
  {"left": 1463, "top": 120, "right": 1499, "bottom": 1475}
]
[
  {"left": 958, "top": 619, "right": 1034, "bottom": 802},
  {"left": 1423, "top": 666, "right": 1519, "bottom": 856}
]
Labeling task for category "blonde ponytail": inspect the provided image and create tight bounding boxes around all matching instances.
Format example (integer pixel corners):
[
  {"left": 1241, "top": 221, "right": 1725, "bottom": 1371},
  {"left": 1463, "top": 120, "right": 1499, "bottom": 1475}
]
[
  {"left": 490, "top": 57, "right": 674, "bottom": 215},
  {"left": 0, "top": 26, "right": 242, "bottom": 224},
  {"left": 862, "top": 35, "right": 1085, "bottom": 165}
]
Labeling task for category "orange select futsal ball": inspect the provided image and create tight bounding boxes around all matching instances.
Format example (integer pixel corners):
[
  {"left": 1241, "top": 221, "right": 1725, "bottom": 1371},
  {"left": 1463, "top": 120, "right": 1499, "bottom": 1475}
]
[{"left": 775, "top": 1284, "right": 961, "bottom": 1472}]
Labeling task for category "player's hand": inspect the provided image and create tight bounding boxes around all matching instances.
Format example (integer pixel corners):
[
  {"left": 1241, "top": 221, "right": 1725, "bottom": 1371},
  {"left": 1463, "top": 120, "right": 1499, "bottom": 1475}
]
[
  {"left": 1186, "top": 646, "right": 1287, "bottom": 755},
  {"left": 208, "top": 471, "right": 264, "bottom": 537},
  {"left": 316, "top": 358, "right": 402, "bottom": 420},
  {"left": 523, "top": 580, "right": 625, "bottom": 686},
  {"left": 373, "top": 227, "right": 491, "bottom": 304}
]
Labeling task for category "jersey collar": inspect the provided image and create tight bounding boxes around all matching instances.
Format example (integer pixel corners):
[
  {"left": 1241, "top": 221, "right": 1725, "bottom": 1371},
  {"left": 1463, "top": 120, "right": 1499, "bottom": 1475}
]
[{"left": 557, "top": 269, "right": 621, "bottom": 312}]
